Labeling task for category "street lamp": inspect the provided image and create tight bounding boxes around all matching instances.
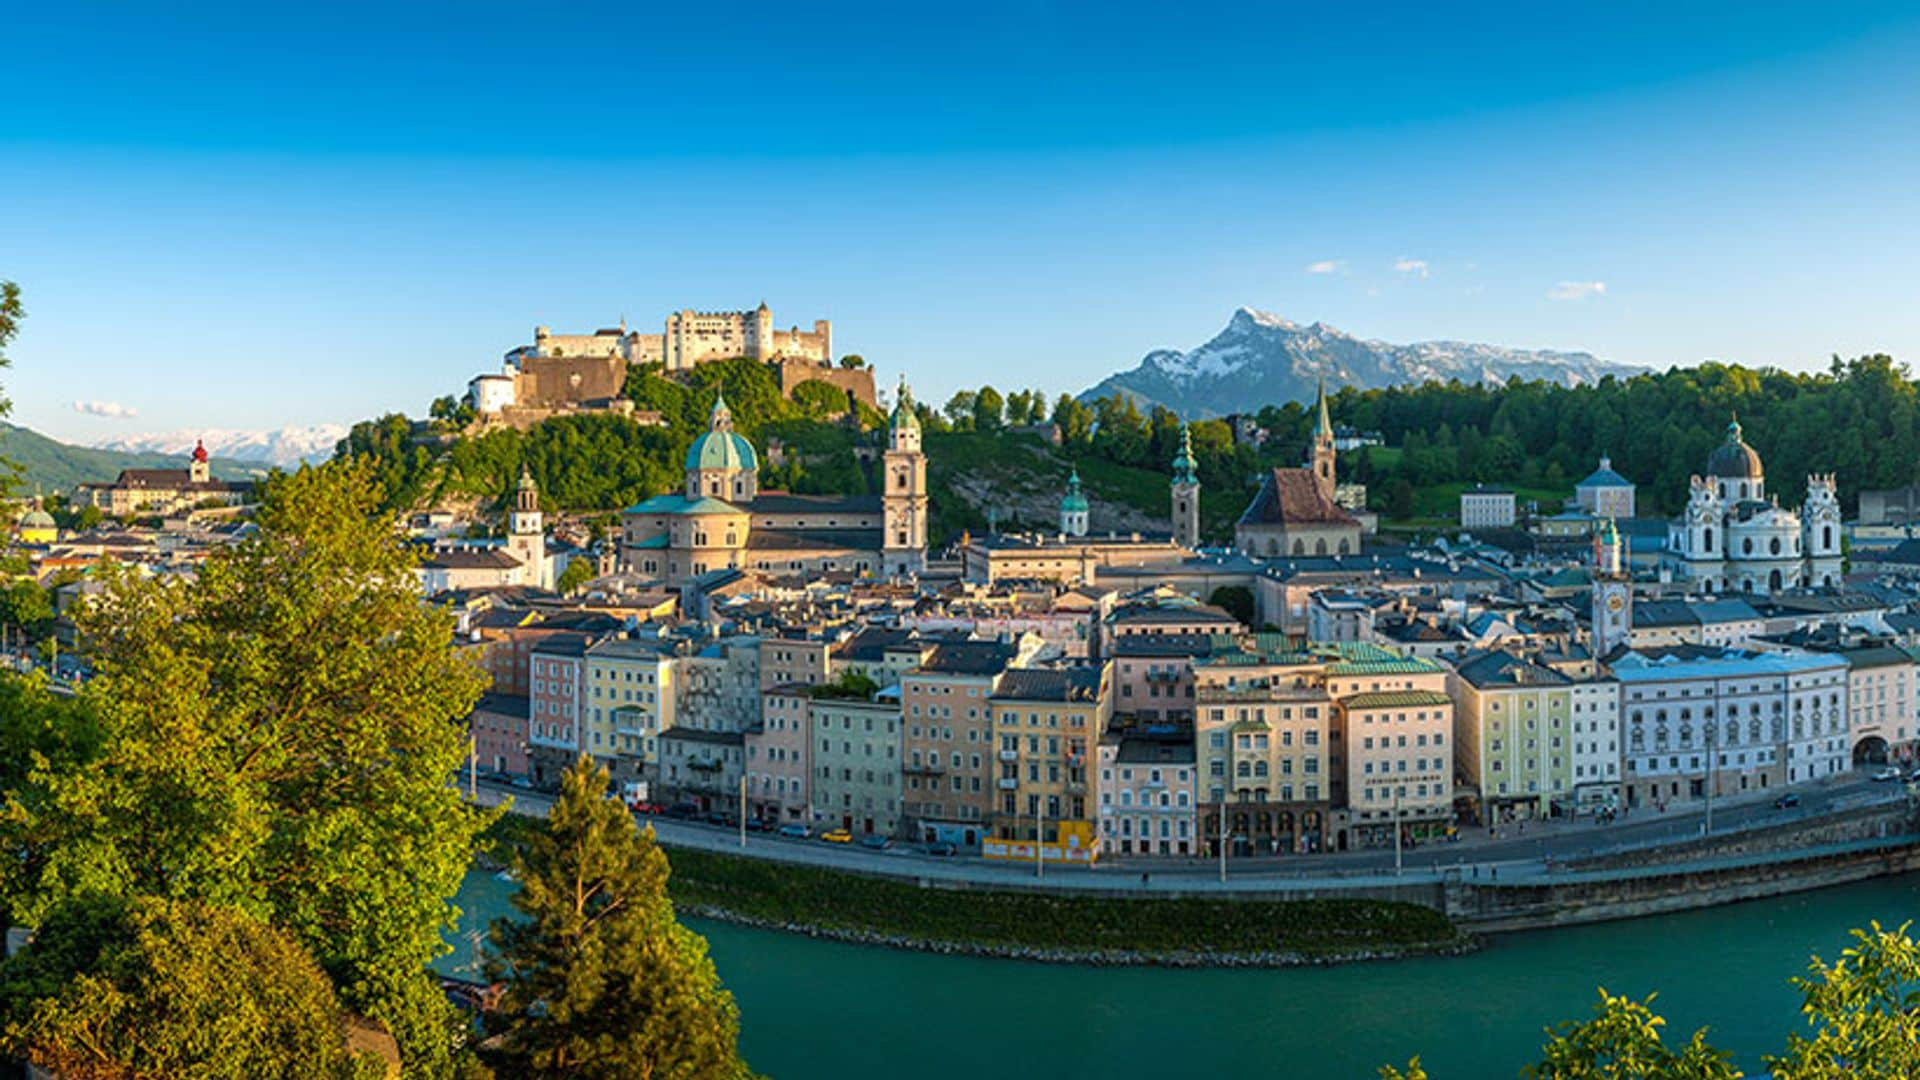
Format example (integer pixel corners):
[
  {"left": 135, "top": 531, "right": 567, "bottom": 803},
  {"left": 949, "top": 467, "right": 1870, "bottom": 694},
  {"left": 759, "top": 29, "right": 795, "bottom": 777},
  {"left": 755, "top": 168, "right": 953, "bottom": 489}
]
[{"left": 1393, "top": 789, "right": 1403, "bottom": 876}]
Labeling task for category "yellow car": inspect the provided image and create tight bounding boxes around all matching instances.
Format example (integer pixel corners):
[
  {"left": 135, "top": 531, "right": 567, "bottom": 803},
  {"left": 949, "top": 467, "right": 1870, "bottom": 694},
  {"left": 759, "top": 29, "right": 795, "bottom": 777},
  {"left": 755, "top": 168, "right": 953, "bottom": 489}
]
[{"left": 820, "top": 828, "right": 853, "bottom": 844}]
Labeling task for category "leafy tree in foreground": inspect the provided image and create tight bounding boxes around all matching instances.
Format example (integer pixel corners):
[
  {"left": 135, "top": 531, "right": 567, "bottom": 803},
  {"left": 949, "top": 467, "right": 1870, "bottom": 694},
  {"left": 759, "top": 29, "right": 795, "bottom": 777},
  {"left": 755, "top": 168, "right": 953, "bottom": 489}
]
[
  {"left": 488, "top": 755, "right": 755, "bottom": 1080},
  {"left": 0, "top": 461, "right": 490, "bottom": 1075},
  {"left": 0, "top": 896, "right": 385, "bottom": 1079},
  {"left": 1521, "top": 991, "right": 1741, "bottom": 1079},
  {"left": 1769, "top": 921, "right": 1920, "bottom": 1079}
]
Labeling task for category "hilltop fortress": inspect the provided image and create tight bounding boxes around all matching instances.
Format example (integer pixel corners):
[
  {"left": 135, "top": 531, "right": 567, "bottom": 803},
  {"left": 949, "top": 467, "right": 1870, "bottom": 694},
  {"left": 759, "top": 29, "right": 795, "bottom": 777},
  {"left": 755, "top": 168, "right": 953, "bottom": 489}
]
[{"left": 468, "top": 303, "right": 872, "bottom": 428}]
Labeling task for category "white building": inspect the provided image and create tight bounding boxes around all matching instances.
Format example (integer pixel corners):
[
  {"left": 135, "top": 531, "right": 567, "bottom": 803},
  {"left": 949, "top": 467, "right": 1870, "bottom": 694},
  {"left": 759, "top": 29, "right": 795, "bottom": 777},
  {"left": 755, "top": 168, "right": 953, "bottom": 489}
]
[
  {"left": 1096, "top": 730, "right": 1199, "bottom": 857},
  {"left": 1612, "top": 646, "right": 1848, "bottom": 809},
  {"left": 1460, "top": 486, "right": 1517, "bottom": 530},
  {"left": 1662, "top": 416, "right": 1844, "bottom": 593},
  {"left": 1570, "top": 677, "right": 1621, "bottom": 809}
]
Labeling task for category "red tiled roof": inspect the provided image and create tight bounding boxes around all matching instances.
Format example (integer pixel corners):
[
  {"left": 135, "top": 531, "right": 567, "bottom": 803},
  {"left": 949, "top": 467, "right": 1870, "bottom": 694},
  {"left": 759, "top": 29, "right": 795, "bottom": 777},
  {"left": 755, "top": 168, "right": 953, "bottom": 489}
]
[{"left": 1240, "top": 468, "right": 1358, "bottom": 527}]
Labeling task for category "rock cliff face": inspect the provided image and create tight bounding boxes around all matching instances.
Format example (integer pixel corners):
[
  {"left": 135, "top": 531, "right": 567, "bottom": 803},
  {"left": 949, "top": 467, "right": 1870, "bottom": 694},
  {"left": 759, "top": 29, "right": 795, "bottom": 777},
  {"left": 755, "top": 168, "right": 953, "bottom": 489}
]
[{"left": 1081, "top": 308, "right": 1641, "bottom": 417}]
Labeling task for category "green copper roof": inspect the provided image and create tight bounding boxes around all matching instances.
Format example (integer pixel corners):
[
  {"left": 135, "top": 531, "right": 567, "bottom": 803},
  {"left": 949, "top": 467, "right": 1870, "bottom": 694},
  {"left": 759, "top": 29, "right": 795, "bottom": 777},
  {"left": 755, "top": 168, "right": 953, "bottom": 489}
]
[
  {"left": 891, "top": 378, "right": 920, "bottom": 433},
  {"left": 1170, "top": 422, "right": 1198, "bottom": 486},
  {"left": 685, "top": 390, "right": 758, "bottom": 472},
  {"left": 1061, "top": 467, "right": 1089, "bottom": 513},
  {"left": 1342, "top": 690, "right": 1452, "bottom": 710}
]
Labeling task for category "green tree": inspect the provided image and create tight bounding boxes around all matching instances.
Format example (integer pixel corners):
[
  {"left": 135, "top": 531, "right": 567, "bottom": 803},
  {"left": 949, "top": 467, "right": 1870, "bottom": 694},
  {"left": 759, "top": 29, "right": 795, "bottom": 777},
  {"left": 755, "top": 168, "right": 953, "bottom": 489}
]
[
  {"left": 556, "top": 556, "right": 597, "bottom": 595},
  {"left": 1388, "top": 477, "right": 1415, "bottom": 521},
  {"left": 0, "top": 280, "right": 21, "bottom": 499},
  {"left": 973, "top": 385, "right": 1005, "bottom": 431},
  {"left": 838, "top": 354, "right": 866, "bottom": 369},
  {"left": 1208, "top": 586, "right": 1255, "bottom": 627},
  {"left": 0, "top": 461, "right": 490, "bottom": 1076},
  {"left": 1768, "top": 922, "right": 1920, "bottom": 1079},
  {"left": 1518, "top": 991, "right": 1740, "bottom": 1079},
  {"left": 488, "top": 756, "right": 754, "bottom": 1080},
  {"left": 943, "top": 390, "right": 978, "bottom": 432},
  {"left": 0, "top": 896, "right": 386, "bottom": 1079}
]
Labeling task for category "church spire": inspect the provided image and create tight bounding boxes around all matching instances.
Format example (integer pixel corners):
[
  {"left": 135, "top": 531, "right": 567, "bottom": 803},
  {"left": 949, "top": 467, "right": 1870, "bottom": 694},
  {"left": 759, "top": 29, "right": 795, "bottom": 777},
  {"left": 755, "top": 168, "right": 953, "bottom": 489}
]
[
  {"left": 1171, "top": 422, "right": 1198, "bottom": 486},
  {"left": 1315, "top": 375, "right": 1333, "bottom": 441}
]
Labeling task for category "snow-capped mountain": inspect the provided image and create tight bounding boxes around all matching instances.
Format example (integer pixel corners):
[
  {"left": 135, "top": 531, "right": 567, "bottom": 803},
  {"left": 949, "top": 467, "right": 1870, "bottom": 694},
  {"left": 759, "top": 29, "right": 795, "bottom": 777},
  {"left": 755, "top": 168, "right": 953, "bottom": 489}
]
[
  {"left": 1080, "top": 308, "right": 1644, "bottom": 417},
  {"left": 90, "top": 425, "right": 347, "bottom": 469}
]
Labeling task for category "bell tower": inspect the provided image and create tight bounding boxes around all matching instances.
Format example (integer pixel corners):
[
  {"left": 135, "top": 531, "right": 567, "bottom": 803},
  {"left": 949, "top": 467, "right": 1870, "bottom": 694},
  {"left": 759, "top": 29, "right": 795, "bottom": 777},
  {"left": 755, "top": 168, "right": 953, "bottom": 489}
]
[
  {"left": 508, "top": 465, "right": 547, "bottom": 588},
  {"left": 1310, "top": 376, "right": 1337, "bottom": 500},
  {"left": 1590, "top": 517, "right": 1631, "bottom": 659},
  {"left": 882, "top": 378, "right": 928, "bottom": 576},
  {"left": 1170, "top": 422, "right": 1200, "bottom": 549}
]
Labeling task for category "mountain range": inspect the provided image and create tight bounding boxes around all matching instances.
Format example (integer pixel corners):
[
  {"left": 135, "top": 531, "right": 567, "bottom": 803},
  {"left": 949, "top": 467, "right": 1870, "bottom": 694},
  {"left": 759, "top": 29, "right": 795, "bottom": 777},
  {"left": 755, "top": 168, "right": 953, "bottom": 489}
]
[
  {"left": 0, "top": 423, "right": 261, "bottom": 492},
  {"left": 1079, "top": 308, "right": 1645, "bottom": 417},
  {"left": 89, "top": 425, "right": 347, "bottom": 469}
]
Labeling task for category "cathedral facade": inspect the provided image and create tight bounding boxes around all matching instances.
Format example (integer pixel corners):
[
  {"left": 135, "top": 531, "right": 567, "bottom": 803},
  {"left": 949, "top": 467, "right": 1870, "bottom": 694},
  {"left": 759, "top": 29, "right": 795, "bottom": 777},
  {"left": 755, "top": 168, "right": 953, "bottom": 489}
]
[
  {"left": 621, "top": 387, "right": 928, "bottom": 585},
  {"left": 1662, "top": 416, "right": 1843, "bottom": 594}
]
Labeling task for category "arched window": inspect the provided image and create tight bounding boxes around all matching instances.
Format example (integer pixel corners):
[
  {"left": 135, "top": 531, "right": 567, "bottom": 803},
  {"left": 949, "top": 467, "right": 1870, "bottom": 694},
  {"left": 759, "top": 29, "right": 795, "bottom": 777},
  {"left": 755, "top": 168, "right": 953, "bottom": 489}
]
[
  {"left": 1292, "top": 539, "right": 1305, "bottom": 556},
  {"left": 1315, "top": 538, "right": 1328, "bottom": 556},
  {"left": 1704, "top": 527, "right": 1714, "bottom": 552},
  {"left": 1770, "top": 536, "right": 1781, "bottom": 556},
  {"left": 1822, "top": 525, "right": 1833, "bottom": 549},
  {"left": 1743, "top": 537, "right": 1754, "bottom": 555}
]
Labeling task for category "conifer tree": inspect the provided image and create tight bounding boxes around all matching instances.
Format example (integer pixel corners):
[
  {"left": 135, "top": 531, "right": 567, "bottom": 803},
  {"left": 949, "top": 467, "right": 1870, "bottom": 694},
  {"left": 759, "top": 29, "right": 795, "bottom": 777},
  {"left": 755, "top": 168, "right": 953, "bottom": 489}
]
[{"left": 488, "top": 756, "right": 756, "bottom": 1080}]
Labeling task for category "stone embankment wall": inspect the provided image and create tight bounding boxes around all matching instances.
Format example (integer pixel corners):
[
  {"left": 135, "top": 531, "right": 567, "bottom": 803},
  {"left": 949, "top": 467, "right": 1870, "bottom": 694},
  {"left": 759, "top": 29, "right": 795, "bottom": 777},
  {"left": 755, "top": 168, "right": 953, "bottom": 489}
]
[
  {"left": 1446, "top": 839, "right": 1920, "bottom": 933},
  {"left": 1565, "top": 801, "right": 1915, "bottom": 872}
]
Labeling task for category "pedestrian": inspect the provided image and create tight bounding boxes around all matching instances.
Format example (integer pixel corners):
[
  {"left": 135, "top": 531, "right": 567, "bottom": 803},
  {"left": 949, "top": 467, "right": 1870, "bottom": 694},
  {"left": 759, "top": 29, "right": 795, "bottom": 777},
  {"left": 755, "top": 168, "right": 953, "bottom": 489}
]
[
  {"left": 1141, "top": 871, "right": 1150, "bottom": 888},
  {"left": 1491, "top": 865, "right": 1499, "bottom": 881}
]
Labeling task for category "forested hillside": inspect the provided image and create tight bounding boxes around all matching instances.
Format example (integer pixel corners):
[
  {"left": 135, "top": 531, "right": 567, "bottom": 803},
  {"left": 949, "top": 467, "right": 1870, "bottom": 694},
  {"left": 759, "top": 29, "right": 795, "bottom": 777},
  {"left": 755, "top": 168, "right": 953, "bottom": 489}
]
[{"left": 334, "top": 353, "right": 1918, "bottom": 545}]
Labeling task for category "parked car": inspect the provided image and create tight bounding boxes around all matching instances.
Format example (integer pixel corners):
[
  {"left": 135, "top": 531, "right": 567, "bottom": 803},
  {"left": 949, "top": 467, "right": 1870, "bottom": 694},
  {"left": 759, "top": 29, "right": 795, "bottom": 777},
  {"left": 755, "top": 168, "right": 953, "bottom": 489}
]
[
  {"left": 820, "top": 828, "right": 854, "bottom": 844},
  {"left": 1773, "top": 792, "right": 1802, "bottom": 809},
  {"left": 629, "top": 801, "right": 666, "bottom": 816},
  {"left": 858, "top": 834, "right": 893, "bottom": 850},
  {"left": 777, "top": 823, "right": 812, "bottom": 839},
  {"left": 702, "top": 811, "right": 737, "bottom": 828},
  {"left": 663, "top": 801, "right": 701, "bottom": 819},
  {"left": 923, "top": 841, "right": 958, "bottom": 857},
  {"left": 1872, "top": 767, "right": 1903, "bottom": 782},
  {"left": 744, "top": 817, "right": 773, "bottom": 832}
]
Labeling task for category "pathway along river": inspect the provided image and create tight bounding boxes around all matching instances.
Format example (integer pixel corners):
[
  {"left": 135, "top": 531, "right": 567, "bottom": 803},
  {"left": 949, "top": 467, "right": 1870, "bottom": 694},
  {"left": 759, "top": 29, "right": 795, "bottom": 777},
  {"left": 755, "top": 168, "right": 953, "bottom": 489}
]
[{"left": 442, "top": 870, "right": 1920, "bottom": 1078}]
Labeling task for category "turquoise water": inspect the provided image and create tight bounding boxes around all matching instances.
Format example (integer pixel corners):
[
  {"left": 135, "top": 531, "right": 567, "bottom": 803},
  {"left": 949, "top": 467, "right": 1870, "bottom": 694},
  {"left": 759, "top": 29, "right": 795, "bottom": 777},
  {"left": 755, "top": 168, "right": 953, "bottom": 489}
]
[{"left": 444, "top": 871, "right": 1920, "bottom": 1078}]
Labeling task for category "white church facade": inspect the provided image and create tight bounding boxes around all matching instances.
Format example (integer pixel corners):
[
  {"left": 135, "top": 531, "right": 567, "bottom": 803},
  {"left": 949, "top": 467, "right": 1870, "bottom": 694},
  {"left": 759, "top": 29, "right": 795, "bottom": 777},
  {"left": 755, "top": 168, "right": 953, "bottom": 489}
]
[{"left": 1662, "top": 416, "right": 1843, "bottom": 594}]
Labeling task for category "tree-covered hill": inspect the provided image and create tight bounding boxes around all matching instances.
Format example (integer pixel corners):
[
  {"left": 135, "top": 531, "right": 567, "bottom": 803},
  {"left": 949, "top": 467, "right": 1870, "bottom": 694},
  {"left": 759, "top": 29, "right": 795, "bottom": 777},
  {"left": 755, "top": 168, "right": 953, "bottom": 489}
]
[
  {"left": 0, "top": 422, "right": 261, "bottom": 493},
  {"left": 335, "top": 352, "right": 1920, "bottom": 544}
]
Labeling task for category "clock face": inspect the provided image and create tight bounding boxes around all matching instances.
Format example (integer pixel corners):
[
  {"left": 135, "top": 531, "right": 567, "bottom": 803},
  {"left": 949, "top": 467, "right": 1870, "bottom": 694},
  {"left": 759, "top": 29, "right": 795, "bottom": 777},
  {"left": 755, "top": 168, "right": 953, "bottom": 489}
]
[{"left": 1606, "top": 593, "right": 1625, "bottom": 613}]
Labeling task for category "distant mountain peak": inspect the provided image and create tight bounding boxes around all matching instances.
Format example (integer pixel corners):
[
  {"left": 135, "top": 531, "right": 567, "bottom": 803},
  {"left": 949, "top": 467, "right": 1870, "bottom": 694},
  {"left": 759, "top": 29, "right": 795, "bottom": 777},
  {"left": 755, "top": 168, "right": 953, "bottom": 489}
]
[
  {"left": 1081, "top": 310, "right": 1640, "bottom": 418},
  {"left": 89, "top": 425, "right": 346, "bottom": 469}
]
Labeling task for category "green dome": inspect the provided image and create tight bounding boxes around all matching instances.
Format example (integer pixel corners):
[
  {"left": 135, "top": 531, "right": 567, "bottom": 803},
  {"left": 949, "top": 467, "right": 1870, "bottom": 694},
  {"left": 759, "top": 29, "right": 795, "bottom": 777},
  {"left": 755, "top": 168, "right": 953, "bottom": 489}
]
[
  {"left": 1060, "top": 468, "right": 1089, "bottom": 514},
  {"left": 19, "top": 509, "right": 54, "bottom": 529},
  {"left": 685, "top": 430, "right": 757, "bottom": 473}
]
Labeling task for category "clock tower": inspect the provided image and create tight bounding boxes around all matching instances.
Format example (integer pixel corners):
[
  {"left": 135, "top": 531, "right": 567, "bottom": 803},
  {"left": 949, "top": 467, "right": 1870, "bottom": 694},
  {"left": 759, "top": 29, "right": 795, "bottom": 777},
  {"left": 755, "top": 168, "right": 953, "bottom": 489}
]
[{"left": 1590, "top": 517, "right": 1630, "bottom": 659}]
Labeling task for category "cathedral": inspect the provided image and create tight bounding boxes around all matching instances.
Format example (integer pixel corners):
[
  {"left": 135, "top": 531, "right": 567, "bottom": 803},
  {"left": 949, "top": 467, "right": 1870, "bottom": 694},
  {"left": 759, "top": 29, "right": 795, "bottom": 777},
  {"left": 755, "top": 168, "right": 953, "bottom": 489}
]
[
  {"left": 1662, "top": 415, "right": 1843, "bottom": 593},
  {"left": 621, "top": 385, "right": 927, "bottom": 585}
]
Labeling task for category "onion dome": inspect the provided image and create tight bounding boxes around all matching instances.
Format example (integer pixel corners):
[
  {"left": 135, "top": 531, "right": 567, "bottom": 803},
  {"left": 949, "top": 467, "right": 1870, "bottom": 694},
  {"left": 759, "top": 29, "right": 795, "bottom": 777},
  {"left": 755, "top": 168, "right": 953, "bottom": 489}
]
[
  {"left": 1170, "top": 422, "right": 1198, "bottom": 486},
  {"left": 891, "top": 378, "right": 921, "bottom": 433},
  {"left": 191, "top": 439, "right": 209, "bottom": 463},
  {"left": 1061, "top": 468, "right": 1090, "bottom": 514},
  {"left": 1706, "top": 414, "right": 1764, "bottom": 479}
]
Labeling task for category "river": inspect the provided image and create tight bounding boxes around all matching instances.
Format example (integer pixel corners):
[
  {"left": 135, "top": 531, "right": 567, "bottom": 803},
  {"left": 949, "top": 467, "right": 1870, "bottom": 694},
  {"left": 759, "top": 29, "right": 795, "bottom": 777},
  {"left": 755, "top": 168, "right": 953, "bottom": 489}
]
[{"left": 441, "top": 870, "right": 1920, "bottom": 1078}]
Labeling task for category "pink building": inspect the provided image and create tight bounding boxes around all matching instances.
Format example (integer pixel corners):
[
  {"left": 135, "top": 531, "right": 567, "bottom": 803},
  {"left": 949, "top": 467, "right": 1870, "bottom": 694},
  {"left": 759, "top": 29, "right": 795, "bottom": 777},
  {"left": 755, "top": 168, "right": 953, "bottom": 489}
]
[
  {"left": 1110, "top": 633, "right": 1215, "bottom": 724},
  {"left": 469, "top": 692, "right": 531, "bottom": 778},
  {"left": 528, "top": 633, "right": 592, "bottom": 786},
  {"left": 747, "top": 684, "right": 813, "bottom": 823}
]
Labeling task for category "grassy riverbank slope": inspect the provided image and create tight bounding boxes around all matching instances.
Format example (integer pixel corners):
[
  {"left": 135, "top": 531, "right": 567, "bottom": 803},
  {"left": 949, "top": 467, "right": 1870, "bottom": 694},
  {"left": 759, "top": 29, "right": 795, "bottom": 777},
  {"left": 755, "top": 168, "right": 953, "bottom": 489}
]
[{"left": 481, "top": 816, "right": 1467, "bottom": 963}]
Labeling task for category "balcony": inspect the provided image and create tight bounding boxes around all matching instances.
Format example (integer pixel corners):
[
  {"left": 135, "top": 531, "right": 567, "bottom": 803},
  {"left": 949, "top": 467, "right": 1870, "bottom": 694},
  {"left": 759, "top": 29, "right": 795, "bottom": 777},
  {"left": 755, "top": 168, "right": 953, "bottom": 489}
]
[
  {"left": 1066, "top": 781, "right": 1087, "bottom": 795},
  {"left": 686, "top": 756, "right": 724, "bottom": 772},
  {"left": 1144, "top": 669, "right": 1186, "bottom": 685},
  {"left": 903, "top": 761, "right": 947, "bottom": 776},
  {"left": 998, "top": 750, "right": 1019, "bottom": 762},
  {"left": 997, "top": 778, "right": 1020, "bottom": 791}
]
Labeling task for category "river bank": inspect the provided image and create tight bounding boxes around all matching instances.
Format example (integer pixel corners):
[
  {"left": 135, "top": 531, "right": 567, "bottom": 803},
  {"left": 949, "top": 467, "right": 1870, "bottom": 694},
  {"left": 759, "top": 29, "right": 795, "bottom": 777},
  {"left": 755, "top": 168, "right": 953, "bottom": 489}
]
[{"left": 480, "top": 813, "right": 1473, "bottom": 966}]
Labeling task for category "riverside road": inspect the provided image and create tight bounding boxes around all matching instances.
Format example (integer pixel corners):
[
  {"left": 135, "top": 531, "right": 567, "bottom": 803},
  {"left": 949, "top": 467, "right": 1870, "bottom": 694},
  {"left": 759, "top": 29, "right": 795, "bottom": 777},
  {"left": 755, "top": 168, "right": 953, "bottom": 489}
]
[{"left": 473, "top": 773, "right": 1909, "bottom": 894}]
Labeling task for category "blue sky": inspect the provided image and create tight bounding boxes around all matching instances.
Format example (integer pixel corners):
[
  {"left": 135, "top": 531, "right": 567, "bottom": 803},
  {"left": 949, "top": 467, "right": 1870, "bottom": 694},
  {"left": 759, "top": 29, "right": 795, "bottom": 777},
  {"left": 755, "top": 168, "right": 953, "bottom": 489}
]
[{"left": 5, "top": 2, "right": 1920, "bottom": 441}]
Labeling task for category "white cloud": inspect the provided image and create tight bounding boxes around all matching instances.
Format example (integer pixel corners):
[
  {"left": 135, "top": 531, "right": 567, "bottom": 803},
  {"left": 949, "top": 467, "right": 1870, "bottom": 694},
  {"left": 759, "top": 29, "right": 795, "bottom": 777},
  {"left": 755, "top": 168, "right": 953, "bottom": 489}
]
[
  {"left": 1305, "top": 259, "right": 1343, "bottom": 275},
  {"left": 1548, "top": 280, "right": 1607, "bottom": 301},
  {"left": 72, "top": 399, "right": 139, "bottom": 419},
  {"left": 1393, "top": 257, "right": 1429, "bottom": 278}
]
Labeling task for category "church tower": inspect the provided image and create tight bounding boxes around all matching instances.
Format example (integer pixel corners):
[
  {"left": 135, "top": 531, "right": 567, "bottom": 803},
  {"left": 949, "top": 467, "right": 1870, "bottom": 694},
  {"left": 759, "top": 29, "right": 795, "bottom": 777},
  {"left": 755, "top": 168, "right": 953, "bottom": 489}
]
[
  {"left": 508, "top": 465, "right": 548, "bottom": 588},
  {"left": 1310, "top": 376, "right": 1337, "bottom": 500},
  {"left": 189, "top": 439, "right": 211, "bottom": 485},
  {"left": 1590, "top": 517, "right": 1631, "bottom": 659},
  {"left": 1060, "top": 467, "right": 1090, "bottom": 538},
  {"left": 882, "top": 379, "right": 928, "bottom": 576},
  {"left": 1170, "top": 422, "right": 1201, "bottom": 549}
]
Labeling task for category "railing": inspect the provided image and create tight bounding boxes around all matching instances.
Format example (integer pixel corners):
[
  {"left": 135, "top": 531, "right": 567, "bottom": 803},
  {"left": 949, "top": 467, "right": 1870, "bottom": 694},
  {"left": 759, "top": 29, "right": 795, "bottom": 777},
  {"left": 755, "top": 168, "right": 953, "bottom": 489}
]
[
  {"left": 997, "top": 778, "right": 1019, "bottom": 791},
  {"left": 998, "top": 750, "right": 1018, "bottom": 762}
]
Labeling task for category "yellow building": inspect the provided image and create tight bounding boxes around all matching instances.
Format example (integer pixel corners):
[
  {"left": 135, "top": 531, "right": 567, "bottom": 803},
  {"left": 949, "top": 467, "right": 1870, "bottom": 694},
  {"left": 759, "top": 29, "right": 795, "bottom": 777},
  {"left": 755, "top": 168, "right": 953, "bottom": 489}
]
[
  {"left": 988, "top": 665, "right": 1111, "bottom": 857},
  {"left": 584, "top": 636, "right": 678, "bottom": 782}
]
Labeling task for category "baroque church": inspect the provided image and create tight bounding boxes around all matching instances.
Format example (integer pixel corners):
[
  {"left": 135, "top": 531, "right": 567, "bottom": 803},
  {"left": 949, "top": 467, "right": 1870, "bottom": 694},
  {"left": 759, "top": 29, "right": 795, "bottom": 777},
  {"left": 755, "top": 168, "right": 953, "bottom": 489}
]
[
  {"left": 1234, "top": 378, "right": 1363, "bottom": 558},
  {"left": 1663, "top": 415, "right": 1843, "bottom": 593},
  {"left": 621, "top": 385, "right": 927, "bottom": 585}
]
